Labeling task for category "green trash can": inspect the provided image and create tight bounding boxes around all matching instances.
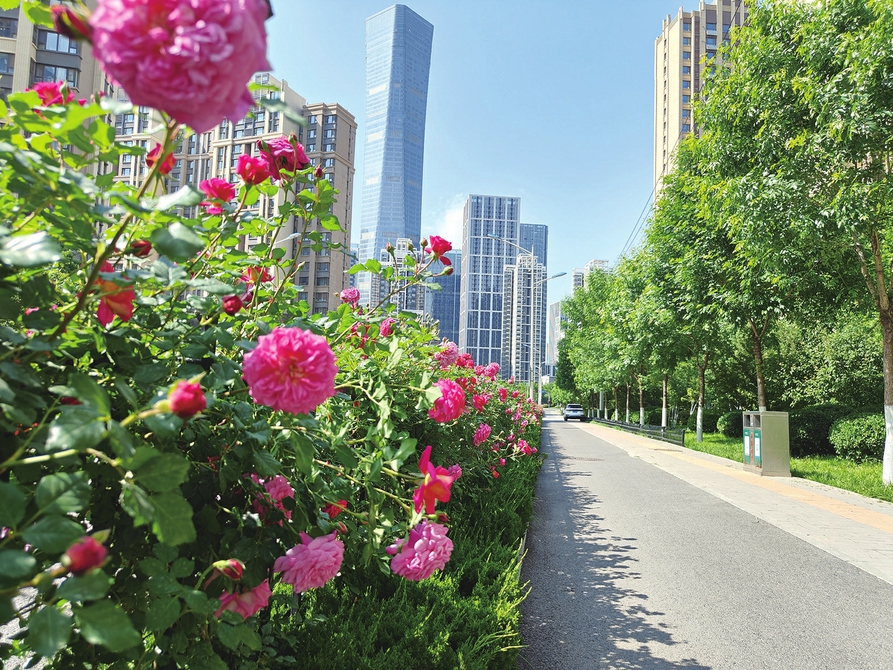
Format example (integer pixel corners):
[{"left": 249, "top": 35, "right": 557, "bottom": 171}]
[{"left": 742, "top": 411, "right": 790, "bottom": 477}]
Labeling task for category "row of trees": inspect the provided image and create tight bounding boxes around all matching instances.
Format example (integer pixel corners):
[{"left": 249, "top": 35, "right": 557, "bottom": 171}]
[{"left": 557, "top": 0, "right": 893, "bottom": 483}]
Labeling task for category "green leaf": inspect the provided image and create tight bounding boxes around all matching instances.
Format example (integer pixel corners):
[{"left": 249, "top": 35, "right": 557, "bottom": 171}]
[
  {"left": 150, "top": 493, "right": 196, "bottom": 546},
  {"left": 319, "top": 215, "right": 342, "bottom": 231},
  {"left": 74, "top": 601, "right": 141, "bottom": 653},
  {"left": 169, "top": 557, "right": 194, "bottom": 579},
  {"left": 183, "top": 589, "right": 215, "bottom": 615},
  {"left": 36, "top": 471, "right": 91, "bottom": 514},
  {"left": 0, "top": 482, "right": 27, "bottom": 527},
  {"left": 0, "top": 0, "right": 20, "bottom": 10},
  {"left": 22, "top": 515, "right": 85, "bottom": 553},
  {"left": 107, "top": 421, "right": 135, "bottom": 460},
  {"left": 120, "top": 481, "right": 154, "bottom": 527},
  {"left": 389, "top": 437, "right": 418, "bottom": 470},
  {"left": 153, "top": 185, "right": 203, "bottom": 210},
  {"left": 132, "top": 362, "right": 169, "bottom": 385},
  {"left": 135, "top": 453, "right": 189, "bottom": 492},
  {"left": 151, "top": 222, "right": 204, "bottom": 261},
  {"left": 291, "top": 433, "right": 315, "bottom": 477},
  {"left": 217, "top": 622, "right": 261, "bottom": 650},
  {"left": 186, "top": 278, "right": 234, "bottom": 295},
  {"left": 67, "top": 373, "right": 111, "bottom": 414},
  {"left": 44, "top": 407, "right": 105, "bottom": 453},
  {"left": 56, "top": 571, "right": 112, "bottom": 602},
  {"left": 138, "top": 557, "right": 167, "bottom": 577},
  {"left": 0, "top": 550, "right": 37, "bottom": 588},
  {"left": 0, "top": 232, "right": 61, "bottom": 267},
  {"left": 28, "top": 606, "right": 72, "bottom": 658},
  {"left": 251, "top": 451, "right": 280, "bottom": 477},
  {"left": 23, "top": 1, "right": 53, "bottom": 28},
  {"left": 145, "top": 597, "right": 181, "bottom": 632}
]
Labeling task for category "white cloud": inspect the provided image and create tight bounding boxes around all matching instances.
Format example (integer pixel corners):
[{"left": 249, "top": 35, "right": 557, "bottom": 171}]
[{"left": 422, "top": 194, "right": 466, "bottom": 249}]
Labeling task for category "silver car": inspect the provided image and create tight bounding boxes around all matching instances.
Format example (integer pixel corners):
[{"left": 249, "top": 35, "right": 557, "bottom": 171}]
[{"left": 563, "top": 404, "right": 585, "bottom": 421}]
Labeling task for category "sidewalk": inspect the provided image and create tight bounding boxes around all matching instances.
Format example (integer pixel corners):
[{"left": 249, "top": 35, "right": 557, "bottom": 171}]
[{"left": 576, "top": 420, "right": 893, "bottom": 587}]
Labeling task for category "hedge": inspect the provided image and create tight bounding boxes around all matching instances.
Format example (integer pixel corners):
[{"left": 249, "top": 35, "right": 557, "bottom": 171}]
[
  {"left": 788, "top": 403, "right": 854, "bottom": 457},
  {"left": 829, "top": 412, "right": 885, "bottom": 463},
  {"left": 717, "top": 411, "right": 744, "bottom": 438}
]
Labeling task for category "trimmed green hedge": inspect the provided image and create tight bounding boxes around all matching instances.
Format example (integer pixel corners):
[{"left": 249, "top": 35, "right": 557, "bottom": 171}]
[
  {"left": 268, "top": 455, "right": 543, "bottom": 669},
  {"left": 687, "top": 409, "right": 722, "bottom": 434},
  {"left": 717, "top": 411, "right": 744, "bottom": 438},
  {"left": 788, "top": 403, "right": 854, "bottom": 457},
  {"left": 829, "top": 412, "right": 885, "bottom": 463}
]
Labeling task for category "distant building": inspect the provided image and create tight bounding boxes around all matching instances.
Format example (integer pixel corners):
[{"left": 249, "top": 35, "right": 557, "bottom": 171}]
[
  {"left": 424, "top": 249, "right": 462, "bottom": 344},
  {"left": 501, "top": 254, "right": 546, "bottom": 384},
  {"left": 655, "top": 0, "right": 748, "bottom": 189},
  {"left": 357, "top": 4, "right": 434, "bottom": 305},
  {"left": 571, "top": 259, "right": 610, "bottom": 292},
  {"left": 546, "top": 300, "right": 563, "bottom": 369},
  {"left": 376, "top": 238, "right": 425, "bottom": 314}
]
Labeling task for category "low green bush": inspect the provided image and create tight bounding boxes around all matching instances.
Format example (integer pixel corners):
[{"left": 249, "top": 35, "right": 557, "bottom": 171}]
[
  {"left": 687, "top": 409, "right": 722, "bottom": 433},
  {"left": 829, "top": 412, "right": 885, "bottom": 463},
  {"left": 270, "top": 455, "right": 543, "bottom": 669},
  {"left": 788, "top": 403, "right": 853, "bottom": 457},
  {"left": 717, "top": 411, "right": 744, "bottom": 438}
]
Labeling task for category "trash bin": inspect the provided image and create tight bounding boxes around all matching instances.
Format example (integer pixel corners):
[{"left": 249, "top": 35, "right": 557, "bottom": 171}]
[{"left": 742, "top": 411, "right": 790, "bottom": 477}]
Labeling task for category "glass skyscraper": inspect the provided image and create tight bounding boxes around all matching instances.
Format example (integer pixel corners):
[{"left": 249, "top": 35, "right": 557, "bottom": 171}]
[{"left": 358, "top": 5, "right": 434, "bottom": 305}]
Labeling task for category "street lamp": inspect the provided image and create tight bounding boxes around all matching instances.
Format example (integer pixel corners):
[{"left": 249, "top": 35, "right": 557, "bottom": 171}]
[{"left": 487, "top": 233, "right": 564, "bottom": 401}]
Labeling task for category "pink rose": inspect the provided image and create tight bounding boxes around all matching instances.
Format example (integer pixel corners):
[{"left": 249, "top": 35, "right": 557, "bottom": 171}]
[
  {"left": 498, "top": 388, "right": 508, "bottom": 402},
  {"left": 386, "top": 521, "right": 453, "bottom": 581},
  {"left": 473, "top": 423, "right": 491, "bottom": 446},
  {"left": 146, "top": 144, "right": 175, "bottom": 175},
  {"left": 456, "top": 353, "right": 474, "bottom": 369},
  {"left": 29, "top": 81, "right": 73, "bottom": 107},
  {"left": 242, "top": 327, "right": 338, "bottom": 415},
  {"left": 63, "top": 536, "right": 107, "bottom": 576},
  {"left": 90, "top": 0, "right": 271, "bottom": 133},
  {"left": 483, "top": 363, "right": 500, "bottom": 380},
  {"left": 257, "top": 135, "right": 309, "bottom": 182},
  {"left": 425, "top": 235, "right": 452, "bottom": 258},
  {"left": 472, "top": 393, "right": 491, "bottom": 411},
  {"left": 251, "top": 473, "right": 294, "bottom": 523},
  {"left": 339, "top": 287, "right": 360, "bottom": 308},
  {"left": 96, "top": 261, "right": 135, "bottom": 327},
  {"left": 236, "top": 154, "right": 271, "bottom": 185},
  {"left": 214, "top": 579, "right": 271, "bottom": 619},
  {"left": 199, "top": 178, "right": 235, "bottom": 215},
  {"left": 212, "top": 558, "right": 244, "bottom": 581},
  {"left": 222, "top": 295, "right": 243, "bottom": 315},
  {"left": 168, "top": 381, "right": 206, "bottom": 418},
  {"left": 274, "top": 531, "right": 344, "bottom": 593},
  {"left": 433, "top": 341, "right": 459, "bottom": 369},
  {"left": 427, "top": 378, "right": 466, "bottom": 423},
  {"left": 446, "top": 464, "right": 462, "bottom": 481},
  {"left": 379, "top": 317, "right": 397, "bottom": 337}
]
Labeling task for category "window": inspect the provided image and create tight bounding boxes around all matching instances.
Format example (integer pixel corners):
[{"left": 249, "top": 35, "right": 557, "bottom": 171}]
[
  {"left": 121, "top": 167, "right": 131, "bottom": 176},
  {"left": 314, "top": 292, "right": 328, "bottom": 303},
  {"left": 270, "top": 111, "right": 280, "bottom": 132},
  {"left": 325, "top": 129, "right": 335, "bottom": 138},
  {"left": 308, "top": 129, "right": 316, "bottom": 139},
  {"left": 682, "top": 94, "right": 690, "bottom": 103},
  {"left": 325, "top": 173, "right": 334, "bottom": 183},
  {"left": 682, "top": 37, "right": 690, "bottom": 46},
  {"left": 0, "top": 53, "right": 12, "bottom": 75},
  {"left": 325, "top": 114, "right": 336, "bottom": 124},
  {"left": 707, "top": 51, "right": 716, "bottom": 60},
  {"left": 683, "top": 51, "right": 690, "bottom": 60},
  {"left": 706, "top": 35, "right": 717, "bottom": 46},
  {"left": 682, "top": 109, "right": 691, "bottom": 118},
  {"left": 37, "top": 30, "right": 79, "bottom": 54},
  {"left": 307, "top": 143, "right": 315, "bottom": 152},
  {"left": 682, "top": 123, "right": 691, "bottom": 132},
  {"left": 33, "top": 64, "right": 78, "bottom": 88},
  {"left": 0, "top": 18, "right": 17, "bottom": 38},
  {"left": 324, "top": 158, "right": 334, "bottom": 167},
  {"left": 682, "top": 65, "right": 691, "bottom": 74},
  {"left": 682, "top": 80, "right": 691, "bottom": 89},
  {"left": 314, "top": 277, "right": 329, "bottom": 286},
  {"left": 723, "top": 23, "right": 731, "bottom": 33},
  {"left": 308, "top": 115, "right": 317, "bottom": 125},
  {"left": 324, "top": 143, "right": 334, "bottom": 152},
  {"left": 683, "top": 21, "right": 691, "bottom": 31},
  {"left": 219, "top": 120, "right": 228, "bottom": 139},
  {"left": 317, "top": 263, "right": 330, "bottom": 272},
  {"left": 706, "top": 22, "right": 716, "bottom": 31}
]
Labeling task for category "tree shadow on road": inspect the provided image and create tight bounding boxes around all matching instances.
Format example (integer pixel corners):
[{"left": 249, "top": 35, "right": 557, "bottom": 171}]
[{"left": 517, "top": 418, "right": 712, "bottom": 669}]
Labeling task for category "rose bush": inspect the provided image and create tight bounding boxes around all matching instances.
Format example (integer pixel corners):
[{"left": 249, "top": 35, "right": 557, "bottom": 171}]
[{"left": 0, "top": 2, "right": 543, "bottom": 667}]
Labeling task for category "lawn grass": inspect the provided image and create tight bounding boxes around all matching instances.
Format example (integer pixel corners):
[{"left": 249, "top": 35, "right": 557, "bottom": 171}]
[{"left": 683, "top": 432, "right": 893, "bottom": 504}]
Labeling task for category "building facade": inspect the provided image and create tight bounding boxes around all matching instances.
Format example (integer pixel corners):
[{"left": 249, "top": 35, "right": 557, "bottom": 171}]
[
  {"left": 546, "top": 300, "right": 563, "bottom": 371},
  {"left": 501, "top": 254, "right": 546, "bottom": 385},
  {"left": 571, "top": 259, "right": 610, "bottom": 292},
  {"left": 357, "top": 4, "right": 434, "bottom": 305},
  {"left": 424, "top": 249, "right": 462, "bottom": 344},
  {"left": 654, "top": 0, "right": 747, "bottom": 189}
]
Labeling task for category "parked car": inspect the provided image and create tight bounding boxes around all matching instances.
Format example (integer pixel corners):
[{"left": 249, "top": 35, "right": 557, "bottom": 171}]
[{"left": 563, "top": 404, "right": 586, "bottom": 421}]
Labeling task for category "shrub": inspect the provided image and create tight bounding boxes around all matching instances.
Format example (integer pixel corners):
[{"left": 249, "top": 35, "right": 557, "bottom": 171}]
[
  {"left": 717, "top": 411, "right": 744, "bottom": 438},
  {"left": 829, "top": 412, "right": 885, "bottom": 463},
  {"left": 687, "top": 409, "right": 722, "bottom": 433},
  {"left": 788, "top": 403, "right": 853, "bottom": 457}
]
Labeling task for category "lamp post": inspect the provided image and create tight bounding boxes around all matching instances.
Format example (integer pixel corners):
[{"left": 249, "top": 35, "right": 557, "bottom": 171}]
[{"left": 487, "top": 234, "right": 564, "bottom": 400}]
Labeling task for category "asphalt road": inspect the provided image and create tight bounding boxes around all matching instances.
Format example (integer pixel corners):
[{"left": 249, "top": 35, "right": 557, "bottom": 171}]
[{"left": 518, "top": 415, "right": 893, "bottom": 669}]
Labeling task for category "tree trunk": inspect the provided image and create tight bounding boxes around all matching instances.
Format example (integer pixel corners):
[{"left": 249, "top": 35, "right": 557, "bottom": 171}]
[
  {"left": 696, "top": 355, "right": 707, "bottom": 443},
  {"left": 749, "top": 318, "right": 768, "bottom": 411},
  {"left": 880, "top": 307, "right": 893, "bottom": 485},
  {"left": 638, "top": 378, "right": 645, "bottom": 426},
  {"left": 661, "top": 373, "right": 668, "bottom": 428},
  {"left": 625, "top": 383, "right": 630, "bottom": 423},
  {"left": 613, "top": 386, "right": 619, "bottom": 421}
]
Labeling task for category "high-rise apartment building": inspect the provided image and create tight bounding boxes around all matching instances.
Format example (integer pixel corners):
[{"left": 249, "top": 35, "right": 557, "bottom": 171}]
[
  {"left": 375, "top": 238, "right": 426, "bottom": 314},
  {"left": 571, "top": 259, "right": 610, "bottom": 292},
  {"left": 424, "top": 249, "right": 462, "bottom": 344},
  {"left": 519, "top": 223, "right": 548, "bottom": 270},
  {"left": 501, "top": 254, "right": 546, "bottom": 385},
  {"left": 109, "top": 73, "right": 357, "bottom": 315},
  {"left": 357, "top": 4, "right": 434, "bottom": 305},
  {"left": 654, "top": 0, "right": 747, "bottom": 189},
  {"left": 545, "top": 300, "right": 564, "bottom": 376}
]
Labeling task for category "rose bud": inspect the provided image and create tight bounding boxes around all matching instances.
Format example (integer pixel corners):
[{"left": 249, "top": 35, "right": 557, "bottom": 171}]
[
  {"left": 130, "top": 240, "right": 152, "bottom": 257},
  {"left": 236, "top": 154, "right": 271, "bottom": 185},
  {"left": 146, "top": 144, "right": 176, "bottom": 175},
  {"left": 385, "top": 242, "right": 395, "bottom": 255},
  {"left": 63, "top": 536, "right": 107, "bottom": 576},
  {"left": 168, "top": 381, "right": 206, "bottom": 418},
  {"left": 314, "top": 165, "right": 324, "bottom": 179},
  {"left": 222, "top": 295, "right": 243, "bottom": 315},
  {"left": 442, "top": 266, "right": 454, "bottom": 276},
  {"left": 212, "top": 558, "right": 245, "bottom": 581},
  {"left": 51, "top": 5, "right": 93, "bottom": 43},
  {"left": 436, "top": 512, "right": 450, "bottom": 523}
]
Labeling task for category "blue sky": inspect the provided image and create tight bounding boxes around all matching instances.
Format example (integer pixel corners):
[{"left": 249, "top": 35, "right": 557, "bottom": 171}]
[{"left": 267, "top": 1, "right": 682, "bottom": 303}]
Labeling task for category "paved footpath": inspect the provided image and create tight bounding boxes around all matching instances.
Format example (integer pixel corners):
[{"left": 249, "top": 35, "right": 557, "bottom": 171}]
[{"left": 518, "top": 413, "right": 893, "bottom": 669}]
